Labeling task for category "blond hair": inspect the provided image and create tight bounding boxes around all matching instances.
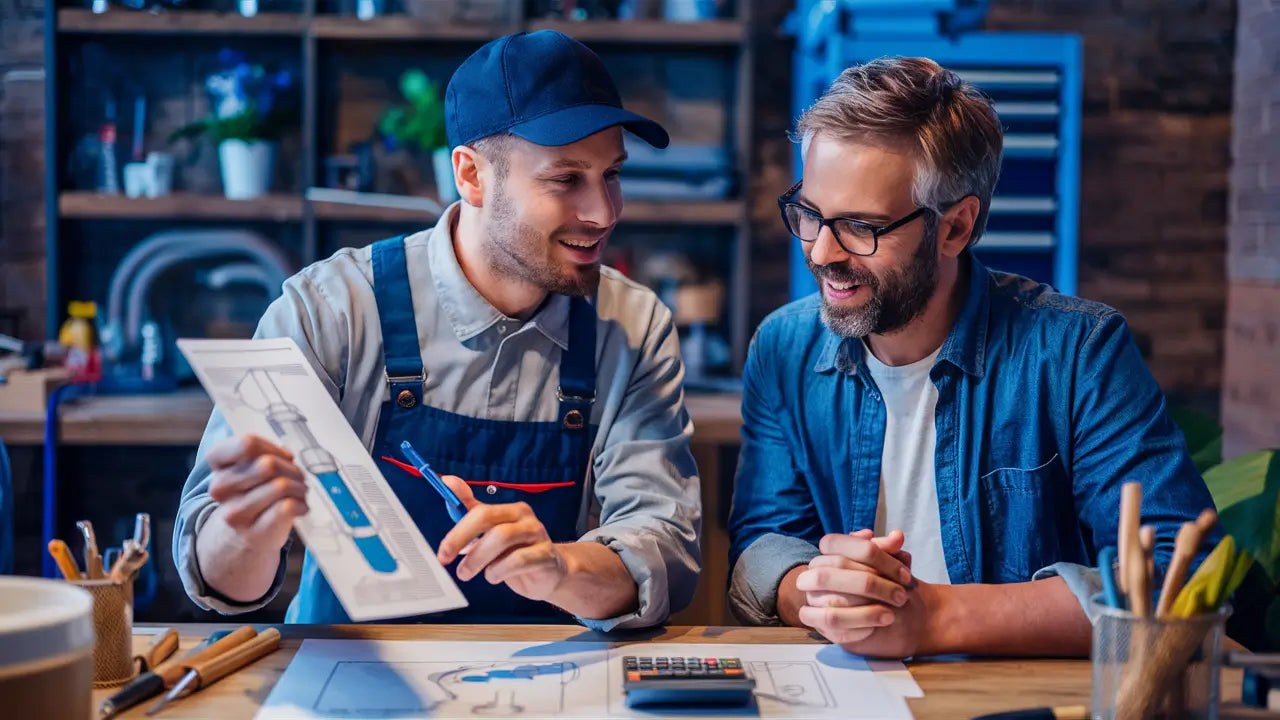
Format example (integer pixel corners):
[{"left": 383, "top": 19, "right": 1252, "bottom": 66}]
[{"left": 794, "top": 56, "right": 1004, "bottom": 245}]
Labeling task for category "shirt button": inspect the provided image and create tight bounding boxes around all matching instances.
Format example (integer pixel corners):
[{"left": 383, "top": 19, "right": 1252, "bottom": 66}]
[
  {"left": 486, "top": 485, "right": 498, "bottom": 495},
  {"left": 497, "top": 324, "right": 507, "bottom": 335}
]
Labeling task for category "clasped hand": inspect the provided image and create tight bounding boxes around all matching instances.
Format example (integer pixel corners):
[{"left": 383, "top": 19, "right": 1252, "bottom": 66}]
[{"left": 795, "top": 529, "right": 934, "bottom": 659}]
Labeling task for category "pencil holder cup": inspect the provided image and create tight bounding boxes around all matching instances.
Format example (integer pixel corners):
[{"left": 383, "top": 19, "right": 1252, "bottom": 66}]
[
  {"left": 70, "top": 578, "right": 135, "bottom": 688},
  {"left": 1090, "top": 596, "right": 1230, "bottom": 720}
]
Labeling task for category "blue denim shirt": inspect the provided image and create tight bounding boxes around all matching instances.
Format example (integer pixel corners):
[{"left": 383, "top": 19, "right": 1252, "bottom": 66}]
[{"left": 727, "top": 252, "right": 1217, "bottom": 625}]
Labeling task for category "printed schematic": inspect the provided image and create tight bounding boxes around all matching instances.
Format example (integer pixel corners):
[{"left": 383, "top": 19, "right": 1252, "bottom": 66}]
[{"left": 178, "top": 337, "right": 468, "bottom": 621}]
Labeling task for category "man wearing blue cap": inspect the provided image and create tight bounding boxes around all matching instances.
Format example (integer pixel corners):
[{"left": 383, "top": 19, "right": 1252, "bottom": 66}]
[{"left": 173, "top": 31, "right": 702, "bottom": 630}]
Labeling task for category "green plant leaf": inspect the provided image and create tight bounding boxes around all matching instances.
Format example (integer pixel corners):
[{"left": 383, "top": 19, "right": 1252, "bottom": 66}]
[
  {"left": 1169, "top": 406, "right": 1224, "bottom": 467},
  {"left": 1191, "top": 433, "right": 1224, "bottom": 474},
  {"left": 1205, "top": 449, "right": 1280, "bottom": 582},
  {"left": 401, "top": 69, "right": 430, "bottom": 102}
]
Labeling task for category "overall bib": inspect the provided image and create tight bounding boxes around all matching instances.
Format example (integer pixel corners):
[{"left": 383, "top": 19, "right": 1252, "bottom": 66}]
[{"left": 285, "top": 236, "right": 597, "bottom": 624}]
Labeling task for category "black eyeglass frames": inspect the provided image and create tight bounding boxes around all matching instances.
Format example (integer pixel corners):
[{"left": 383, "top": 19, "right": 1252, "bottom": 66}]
[{"left": 777, "top": 181, "right": 932, "bottom": 257}]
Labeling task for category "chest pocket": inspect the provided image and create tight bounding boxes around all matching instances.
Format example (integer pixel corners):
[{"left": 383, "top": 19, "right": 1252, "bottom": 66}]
[{"left": 979, "top": 453, "right": 1064, "bottom": 582}]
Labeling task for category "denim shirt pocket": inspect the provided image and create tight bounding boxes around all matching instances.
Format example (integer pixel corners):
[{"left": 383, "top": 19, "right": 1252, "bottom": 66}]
[{"left": 978, "top": 453, "right": 1064, "bottom": 583}]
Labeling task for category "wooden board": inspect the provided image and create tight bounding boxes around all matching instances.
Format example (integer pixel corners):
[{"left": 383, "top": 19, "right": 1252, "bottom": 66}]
[
  {"left": 58, "top": 8, "right": 307, "bottom": 35},
  {"left": 59, "top": 192, "right": 304, "bottom": 222},
  {"left": 310, "top": 16, "right": 514, "bottom": 40},
  {"left": 527, "top": 19, "right": 746, "bottom": 44}
]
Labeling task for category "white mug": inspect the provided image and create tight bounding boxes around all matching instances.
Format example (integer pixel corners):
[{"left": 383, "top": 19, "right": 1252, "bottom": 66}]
[{"left": 123, "top": 162, "right": 150, "bottom": 198}]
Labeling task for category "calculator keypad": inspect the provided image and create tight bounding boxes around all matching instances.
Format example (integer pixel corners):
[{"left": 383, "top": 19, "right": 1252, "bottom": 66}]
[{"left": 623, "top": 656, "right": 746, "bottom": 682}]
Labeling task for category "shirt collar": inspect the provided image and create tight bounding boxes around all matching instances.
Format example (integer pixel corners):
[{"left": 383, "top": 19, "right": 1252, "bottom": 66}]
[
  {"left": 427, "top": 203, "right": 571, "bottom": 351},
  {"left": 935, "top": 251, "right": 989, "bottom": 379},
  {"left": 811, "top": 250, "right": 989, "bottom": 379}
]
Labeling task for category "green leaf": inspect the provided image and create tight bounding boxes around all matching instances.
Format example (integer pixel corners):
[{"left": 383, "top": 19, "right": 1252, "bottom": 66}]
[
  {"left": 1206, "top": 449, "right": 1280, "bottom": 582},
  {"left": 1191, "top": 433, "right": 1224, "bottom": 474},
  {"left": 1226, "top": 550, "right": 1255, "bottom": 599},
  {"left": 1169, "top": 406, "right": 1224, "bottom": 468},
  {"left": 400, "top": 69, "right": 430, "bottom": 102}
]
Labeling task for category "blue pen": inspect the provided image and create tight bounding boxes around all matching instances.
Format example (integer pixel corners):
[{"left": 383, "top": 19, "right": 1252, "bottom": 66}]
[
  {"left": 400, "top": 440, "right": 467, "bottom": 523},
  {"left": 1099, "top": 546, "right": 1123, "bottom": 610}
]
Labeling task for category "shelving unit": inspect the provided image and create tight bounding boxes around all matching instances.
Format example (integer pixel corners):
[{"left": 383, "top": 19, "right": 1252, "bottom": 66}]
[{"left": 44, "top": 2, "right": 757, "bottom": 375}]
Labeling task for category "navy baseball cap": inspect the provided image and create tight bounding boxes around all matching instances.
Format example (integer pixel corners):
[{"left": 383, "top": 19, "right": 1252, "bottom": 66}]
[{"left": 445, "top": 30, "right": 670, "bottom": 150}]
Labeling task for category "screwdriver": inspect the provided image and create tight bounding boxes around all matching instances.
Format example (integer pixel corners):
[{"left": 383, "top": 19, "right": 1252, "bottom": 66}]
[
  {"left": 146, "top": 627, "right": 282, "bottom": 715},
  {"left": 98, "top": 627, "right": 256, "bottom": 719}
]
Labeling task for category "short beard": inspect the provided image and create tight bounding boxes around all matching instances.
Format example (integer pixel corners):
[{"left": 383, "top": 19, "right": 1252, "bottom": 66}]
[
  {"left": 810, "top": 220, "right": 939, "bottom": 338},
  {"left": 485, "top": 184, "right": 600, "bottom": 298}
]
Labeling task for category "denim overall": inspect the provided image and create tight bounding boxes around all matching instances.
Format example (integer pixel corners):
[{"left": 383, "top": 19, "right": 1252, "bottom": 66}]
[{"left": 285, "top": 236, "right": 597, "bottom": 624}]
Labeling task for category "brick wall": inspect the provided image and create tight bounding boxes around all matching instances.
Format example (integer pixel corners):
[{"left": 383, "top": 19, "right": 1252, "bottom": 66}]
[
  {"left": 1221, "top": 0, "right": 1280, "bottom": 459},
  {"left": 748, "top": 0, "right": 1235, "bottom": 411},
  {"left": 0, "top": 0, "right": 45, "bottom": 339}
]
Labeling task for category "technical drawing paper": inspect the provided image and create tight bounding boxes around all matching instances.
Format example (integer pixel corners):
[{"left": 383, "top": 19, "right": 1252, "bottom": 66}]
[
  {"left": 257, "top": 639, "right": 917, "bottom": 719},
  {"left": 178, "top": 337, "right": 468, "bottom": 621}
]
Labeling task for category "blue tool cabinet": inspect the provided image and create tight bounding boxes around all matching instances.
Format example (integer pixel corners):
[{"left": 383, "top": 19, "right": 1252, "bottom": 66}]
[{"left": 788, "top": 0, "right": 1081, "bottom": 300}]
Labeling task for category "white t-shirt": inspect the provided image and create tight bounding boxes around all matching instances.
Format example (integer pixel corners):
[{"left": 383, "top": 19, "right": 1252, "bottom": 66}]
[{"left": 864, "top": 340, "right": 952, "bottom": 586}]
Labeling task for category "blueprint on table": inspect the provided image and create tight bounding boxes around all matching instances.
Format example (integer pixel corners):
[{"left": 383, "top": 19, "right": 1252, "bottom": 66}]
[{"left": 256, "top": 639, "right": 919, "bottom": 719}]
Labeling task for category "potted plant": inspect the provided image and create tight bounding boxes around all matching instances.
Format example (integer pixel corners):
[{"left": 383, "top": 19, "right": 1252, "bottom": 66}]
[
  {"left": 377, "top": 69, "right": 456, "bottom": 202},
  {"left": 169, "top": 49, "right": 298, "bottom": 200},
  {"left": 1172, "top": 407, "right": 1279, "bottom": 651}
]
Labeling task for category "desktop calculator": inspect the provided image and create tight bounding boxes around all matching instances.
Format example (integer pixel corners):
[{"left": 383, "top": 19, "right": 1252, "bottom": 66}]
[{"left": 622, "top": 656, "right": 756, "bottom": 708}]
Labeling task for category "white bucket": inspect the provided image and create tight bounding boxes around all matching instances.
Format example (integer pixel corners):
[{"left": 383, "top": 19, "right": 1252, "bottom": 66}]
[
  {"left": 0, "top": 576, "right": 95, "bottom": 719},
  {"left": 219, "top": 139, "right": 278, "bottom": 200}
]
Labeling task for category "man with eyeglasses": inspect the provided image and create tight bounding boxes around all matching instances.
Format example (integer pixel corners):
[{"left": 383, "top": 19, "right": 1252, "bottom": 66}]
[{"left": 727, "top": 57, "right": 1217, "bottom": 658}]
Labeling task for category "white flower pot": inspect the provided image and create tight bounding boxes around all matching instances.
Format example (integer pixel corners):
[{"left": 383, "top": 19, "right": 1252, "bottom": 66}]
[
  {"left": 432, "top": 146, "right": 458, "bottom": 203},
  {"left": 219, "top": 139, "right": 277, "bottom": 200}
]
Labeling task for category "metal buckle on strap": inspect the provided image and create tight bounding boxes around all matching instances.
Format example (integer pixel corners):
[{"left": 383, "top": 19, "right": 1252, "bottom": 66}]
[
  {"left": 556, "top": 385, "right": 596, "bottom": 404},
  {"left": 385, "top": 370, "right": 425, "bottom": 386}
]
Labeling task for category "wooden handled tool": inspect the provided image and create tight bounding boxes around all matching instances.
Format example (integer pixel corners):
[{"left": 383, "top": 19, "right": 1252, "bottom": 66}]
[
  {"left": 47, "top": 539, "right": 83, "bottom": 580},
  {"left": 136, "top": 628, "right": 180, "bottom": 673},
  {"left": 146, "top": 628, "right": 281, "bottom": 715},
  {"left": 99, "top": 627, "right": 258, "bottom": 720},
  {"left": 1127, "top": 533, "right": 1151, "bottom": 618},
  {"left": 1117, "top": 482, "right": 1142, "bottom": 595},
  {"left": 154, "top": 626, "right": 258, "bottom": 686},
  {"left": 189, "top": 627, "right": 282, "bottom": 687},
  {"left": 1194, "top": 507, "right": 1218, "bottom": 535},
  {"left": 1156, "top": 521, "right": 1204, "bottom": 618},
  {"left": 77, "top": 520, "right": 104, "bottom": 579},
  {"left": 1139, "top": 524, "right": 1156, "bottom": 590}
]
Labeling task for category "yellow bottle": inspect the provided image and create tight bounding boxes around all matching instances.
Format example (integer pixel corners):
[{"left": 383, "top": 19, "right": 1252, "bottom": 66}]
[{"left": 58, "top": 300, "right": 102, "bottom": 382}]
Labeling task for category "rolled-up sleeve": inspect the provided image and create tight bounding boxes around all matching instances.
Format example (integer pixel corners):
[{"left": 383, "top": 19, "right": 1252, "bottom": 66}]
[
  {"left": 727, "top": 321, "right": 823, "bottom": 625},
  {"left": 577, "top": 301, "right": 701, "bottom": 632},
  {"left": 173, "top": 272, "right": 348, "bottom": 615}
]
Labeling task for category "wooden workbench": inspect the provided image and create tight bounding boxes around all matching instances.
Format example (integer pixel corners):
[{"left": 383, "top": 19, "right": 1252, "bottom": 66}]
[
  {"left": 93, "top": 623, "right": 1260, "bottom": 719},
  {"left": 0, "top": 389, "right": 744, "bottom": 446}
]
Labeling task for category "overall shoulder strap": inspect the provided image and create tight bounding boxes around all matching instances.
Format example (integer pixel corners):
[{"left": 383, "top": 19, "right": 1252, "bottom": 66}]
[
  {"left": 371, "top": 236, "right": 424, "bottom": 409},
  {"left": 557, "top": 295, "right": 597, "bottom": 431}
]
